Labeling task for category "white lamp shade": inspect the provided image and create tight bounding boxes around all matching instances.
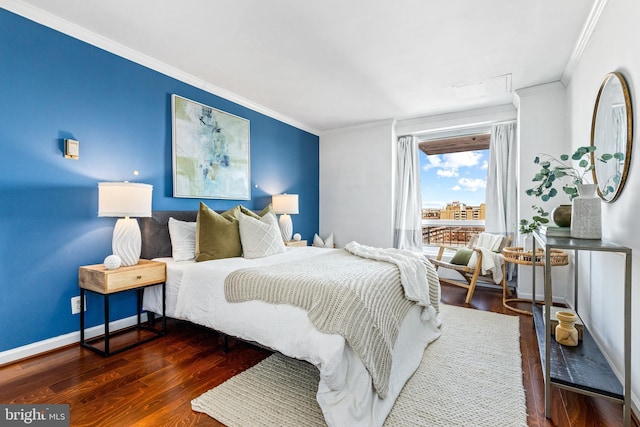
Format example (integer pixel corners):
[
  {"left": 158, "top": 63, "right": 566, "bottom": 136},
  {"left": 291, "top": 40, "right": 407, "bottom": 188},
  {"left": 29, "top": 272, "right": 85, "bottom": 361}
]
[
  {"left": 98, "top": 182, "right": 153, "bottom": 218},
  {"left": 272, "top": 194, "right": 299, "bottom": 215}
]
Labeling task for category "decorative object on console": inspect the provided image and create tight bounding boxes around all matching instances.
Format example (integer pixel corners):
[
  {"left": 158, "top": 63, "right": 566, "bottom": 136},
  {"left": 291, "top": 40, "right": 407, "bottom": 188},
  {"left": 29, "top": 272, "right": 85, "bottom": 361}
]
[
  {"left": 554, "top": 311, "right": 579, "bottom": 347},
  {"left": 524, "top": 146, "right": 620, "bottom": 240},
  {"left": 272, "top": 194, "right": 299, "bottom": 242},
  {"left": 539, "top": 225, "right": 571, "bottom": 237},
  {"left": 103, "top": 254, "right": 122, "bottom": 270},
  {"left": 171, "top": 94, "right": 250, "bottom": 200},
  {"left": 570, "top": 183, "right": 601, "bottom": 239},
  {"left": 526, "top": 146, "right": 620, "bottom": 201},
  {"left": 543, "top": 305, "right": 583, "bottom": 340},
  {"left": 519, "top": 205, "right": 549, "bottom": 235},
  {"left": 551, "top": 204, "right": 572, "bottom": 227},
  {"left": 98, "top": 182, "right": 153, "bottom": 266},
  {"left": 292, "top": 233, "right": 301, "bottom": 241}
]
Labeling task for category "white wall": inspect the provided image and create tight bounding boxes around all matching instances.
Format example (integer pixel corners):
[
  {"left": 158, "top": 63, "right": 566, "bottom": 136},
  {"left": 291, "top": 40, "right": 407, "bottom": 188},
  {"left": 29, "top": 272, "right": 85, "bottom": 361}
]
[
  {"left": 565, "top": 0, "right": 640, "bottom": 411},
  {"left": 514, "top": 82, "right": 573, "bottom": 303},
  {"left": 319, "top": 119, "right": 396, "bottom": 248},
  {"left": 319, "top": 0, "right": 639, "bottom": 407},
  {"left": 319, "top": 107, "right": 518, "bottom": 249}
]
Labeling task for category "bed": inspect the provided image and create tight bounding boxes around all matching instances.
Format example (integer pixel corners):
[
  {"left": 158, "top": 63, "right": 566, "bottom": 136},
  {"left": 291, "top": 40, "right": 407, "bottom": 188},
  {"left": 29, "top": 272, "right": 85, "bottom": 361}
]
[{"left": 140, "top": 210, "right": 442, "bottom": 427}]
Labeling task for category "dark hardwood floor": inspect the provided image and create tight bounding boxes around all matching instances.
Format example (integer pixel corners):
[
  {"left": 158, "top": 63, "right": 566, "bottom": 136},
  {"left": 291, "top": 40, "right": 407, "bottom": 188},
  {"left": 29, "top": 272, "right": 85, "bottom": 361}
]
[{"left": 0, "top": 283, "right": 636, "bottom": 426}]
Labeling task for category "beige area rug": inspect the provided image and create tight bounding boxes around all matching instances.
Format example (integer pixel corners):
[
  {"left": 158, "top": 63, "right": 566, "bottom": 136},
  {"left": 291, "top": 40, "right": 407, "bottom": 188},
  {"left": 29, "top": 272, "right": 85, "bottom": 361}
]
[{"left": 192, "top": 304, "right": 528, "bottom": 426}]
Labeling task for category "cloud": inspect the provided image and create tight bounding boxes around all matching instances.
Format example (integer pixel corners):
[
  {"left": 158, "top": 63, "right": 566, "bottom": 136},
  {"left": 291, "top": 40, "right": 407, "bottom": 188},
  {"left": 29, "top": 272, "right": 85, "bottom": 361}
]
[
  {"left": 443, "top": 152, "right": 483, "bottom": 169},
  {"left": 424, "top": 151, "right": 483, "bottom": 176},
  {"left": 451, "top": 185, "right": 462, "bottom": 191},
  {"left": 458, "top": 177, "right": 486, "bottom": 191},
  {"left": 423, "top": 155, "right": 442, "bottom": 171},
  {"left": 437, "top": 169, "right": 458, "bottom": 178},
  {"left": 481, "top": 160, "right": 488, "bottom": 169}
]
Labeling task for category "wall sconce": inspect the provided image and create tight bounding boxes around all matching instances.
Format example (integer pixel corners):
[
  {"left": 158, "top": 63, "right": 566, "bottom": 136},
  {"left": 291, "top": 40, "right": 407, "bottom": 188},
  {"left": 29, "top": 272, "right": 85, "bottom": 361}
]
[
  {"left": 64, "top": 139, "right": 79, "bottom": 159},
  {"left": 272, "top": 194, "right": 299, "bottom": 242},
  {"left": 98, "top": 182, "right": 152, "bottom": 266}
]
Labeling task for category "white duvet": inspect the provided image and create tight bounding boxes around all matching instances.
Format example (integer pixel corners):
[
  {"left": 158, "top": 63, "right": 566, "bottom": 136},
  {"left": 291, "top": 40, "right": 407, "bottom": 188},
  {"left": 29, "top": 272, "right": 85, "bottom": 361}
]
[{"left": 143, "top": 246, "right": 441, "bottom": 427}]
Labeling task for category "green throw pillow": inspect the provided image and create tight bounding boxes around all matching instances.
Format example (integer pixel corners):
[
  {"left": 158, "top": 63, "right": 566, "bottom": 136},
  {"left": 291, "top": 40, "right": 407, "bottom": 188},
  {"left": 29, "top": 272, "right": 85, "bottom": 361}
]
[
  {"left": 195, "top": 202, "right": 242, "bottom": 262},
  {"left": 450, "top": 247, "right": 473, "bottom": 265},
  {"left": 239, "top": 203, "right": 274, "bottom": 219}
]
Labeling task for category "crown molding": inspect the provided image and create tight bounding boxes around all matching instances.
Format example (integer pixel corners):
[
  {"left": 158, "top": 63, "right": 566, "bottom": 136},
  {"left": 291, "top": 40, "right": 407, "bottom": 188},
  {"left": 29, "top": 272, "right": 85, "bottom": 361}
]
[
  {"left": 560, "top": 0, "right": 609, "bottom": 86},
  {"left": 320, "top": 118, "right": 397, "bottom": 137},
  {"left": 0, "top": 0, "right": 319, "bottom": 136},
  {"left": 514, "top": 81, "right": 565, "bottom": 98},
  {"left": 395, "top": 104, "right": 516, "bottom": 136}
]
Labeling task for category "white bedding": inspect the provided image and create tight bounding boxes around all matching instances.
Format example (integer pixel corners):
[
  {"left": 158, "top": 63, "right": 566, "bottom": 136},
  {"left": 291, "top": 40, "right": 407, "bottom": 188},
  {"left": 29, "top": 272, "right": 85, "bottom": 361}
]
[{"left": 143, "top": 246, "right": 441, "bottom": 427}]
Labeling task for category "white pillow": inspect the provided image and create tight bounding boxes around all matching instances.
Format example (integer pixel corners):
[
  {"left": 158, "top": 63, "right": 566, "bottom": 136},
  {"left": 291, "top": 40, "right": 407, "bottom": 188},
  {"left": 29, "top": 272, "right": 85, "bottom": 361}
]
[
  {"left": 168, "top": 217, "right": 196, "bottom": 261},
  {"left": 313, "top": 233, "right": 334, "bottom": 248},
  {"left": 238, "top": 212, "right": 286, "bottom": 259}
]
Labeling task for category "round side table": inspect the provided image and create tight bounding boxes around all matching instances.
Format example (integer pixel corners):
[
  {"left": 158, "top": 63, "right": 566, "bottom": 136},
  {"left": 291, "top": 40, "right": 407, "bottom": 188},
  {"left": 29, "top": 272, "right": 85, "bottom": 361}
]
[{"left": 501, "top": 247, "right": 569, "bottom": 315}]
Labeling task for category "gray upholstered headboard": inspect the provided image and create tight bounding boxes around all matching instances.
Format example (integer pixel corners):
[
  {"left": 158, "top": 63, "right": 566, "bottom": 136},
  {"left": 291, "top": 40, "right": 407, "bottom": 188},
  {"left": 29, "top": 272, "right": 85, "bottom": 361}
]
[{"left": 140, "top": 211, "right": 197, "bottom": 259}]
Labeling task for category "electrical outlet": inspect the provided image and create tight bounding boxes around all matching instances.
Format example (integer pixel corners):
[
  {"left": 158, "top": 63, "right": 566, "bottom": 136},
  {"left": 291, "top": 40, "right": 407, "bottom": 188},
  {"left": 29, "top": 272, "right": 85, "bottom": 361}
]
[{"left": 71, "top": 296, "right": 86, "bottom": 314}]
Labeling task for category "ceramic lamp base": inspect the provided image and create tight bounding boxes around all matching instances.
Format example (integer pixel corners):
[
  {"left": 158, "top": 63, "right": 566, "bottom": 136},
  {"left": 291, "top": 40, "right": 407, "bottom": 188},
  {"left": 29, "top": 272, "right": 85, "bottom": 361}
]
[
  {"left": 112, "top": 217, "right": 141, "bottom": 266},
  {"left": 278, "top": 213, "right": 293, "bottom": 242}
]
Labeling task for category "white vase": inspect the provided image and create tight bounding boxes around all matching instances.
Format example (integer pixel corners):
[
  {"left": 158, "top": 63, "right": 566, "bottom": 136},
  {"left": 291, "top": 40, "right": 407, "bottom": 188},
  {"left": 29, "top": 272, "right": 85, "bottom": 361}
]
[{"left": 570, "top": 184, "right": 602, "bottom": 239}]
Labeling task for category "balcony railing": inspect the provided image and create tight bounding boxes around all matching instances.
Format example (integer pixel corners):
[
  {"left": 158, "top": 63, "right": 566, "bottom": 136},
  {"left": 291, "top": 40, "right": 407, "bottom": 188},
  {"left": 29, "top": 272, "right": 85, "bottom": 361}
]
[{"left": 422, "top": 219, "right": 485, "bottom": 247}]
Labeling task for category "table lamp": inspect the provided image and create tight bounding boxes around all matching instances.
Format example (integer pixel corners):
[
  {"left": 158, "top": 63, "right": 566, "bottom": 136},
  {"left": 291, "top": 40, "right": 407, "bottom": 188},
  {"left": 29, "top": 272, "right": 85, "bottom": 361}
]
[
  {"left": 272, "top": 194, "right": 299, "bottom": 242},
  {"left": 98, "top": 182, "right": 153, "bottom": 266}
]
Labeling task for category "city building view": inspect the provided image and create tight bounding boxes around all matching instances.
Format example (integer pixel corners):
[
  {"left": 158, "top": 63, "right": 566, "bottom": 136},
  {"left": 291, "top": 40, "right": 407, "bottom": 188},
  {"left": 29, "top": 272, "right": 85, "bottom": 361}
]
[{"left": 422, "top": 201, "right": 486, "bottom": 247}]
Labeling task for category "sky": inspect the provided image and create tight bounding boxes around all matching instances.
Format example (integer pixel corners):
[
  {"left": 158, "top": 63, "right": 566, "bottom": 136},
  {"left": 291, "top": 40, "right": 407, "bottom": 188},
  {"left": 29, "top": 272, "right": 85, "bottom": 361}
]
[{"left": 420, "top": 149, "right": 489, "bottom": 209}]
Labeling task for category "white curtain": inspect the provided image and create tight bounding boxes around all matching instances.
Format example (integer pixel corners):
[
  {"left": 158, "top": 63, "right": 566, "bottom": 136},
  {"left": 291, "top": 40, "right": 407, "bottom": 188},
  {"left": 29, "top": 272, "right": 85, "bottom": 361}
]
[
  {"left": 485, "top": 123, "right": 517, "bottom": 236},
  {"left": 394, "top": 135, "right": 423, "bottom": 251}
]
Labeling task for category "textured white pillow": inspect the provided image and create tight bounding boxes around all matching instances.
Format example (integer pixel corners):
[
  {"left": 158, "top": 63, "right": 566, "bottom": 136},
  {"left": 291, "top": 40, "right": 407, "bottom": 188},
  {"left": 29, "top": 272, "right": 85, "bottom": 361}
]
[
  {"left": 313, "top": 233, "right": 334, "bottom": 248},
  {"left": 238, "top": 213, "right": 286, "bottom": 259},
  {"left": 168, "top": 217, "right": 196, "bottom": 261}
]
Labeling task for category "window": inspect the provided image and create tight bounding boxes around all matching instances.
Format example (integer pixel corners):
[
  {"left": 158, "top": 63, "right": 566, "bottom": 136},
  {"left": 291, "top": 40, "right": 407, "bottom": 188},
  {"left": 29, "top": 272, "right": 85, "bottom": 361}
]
[{"left": 418, "top": 133, "right": 490, "bottom": 248}]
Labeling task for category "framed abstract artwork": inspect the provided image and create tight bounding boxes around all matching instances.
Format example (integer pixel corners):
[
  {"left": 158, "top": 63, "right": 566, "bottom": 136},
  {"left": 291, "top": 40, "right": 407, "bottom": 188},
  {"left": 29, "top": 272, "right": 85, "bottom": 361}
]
[{"left": 171, "top": 94, "right": 251, "bottom": 200}]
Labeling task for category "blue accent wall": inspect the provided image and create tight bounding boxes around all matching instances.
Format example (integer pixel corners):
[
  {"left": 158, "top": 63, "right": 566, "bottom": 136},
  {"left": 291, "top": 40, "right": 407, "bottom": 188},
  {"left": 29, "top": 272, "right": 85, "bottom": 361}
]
[{"left": 0, "top": 9, "right": 319, "bottom": 352}]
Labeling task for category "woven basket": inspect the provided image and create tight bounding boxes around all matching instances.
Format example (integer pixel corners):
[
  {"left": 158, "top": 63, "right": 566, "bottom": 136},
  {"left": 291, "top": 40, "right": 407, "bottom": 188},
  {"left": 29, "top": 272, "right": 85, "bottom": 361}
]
[{"left": 502, "top": 247, "right": 569, "bottom": 266}]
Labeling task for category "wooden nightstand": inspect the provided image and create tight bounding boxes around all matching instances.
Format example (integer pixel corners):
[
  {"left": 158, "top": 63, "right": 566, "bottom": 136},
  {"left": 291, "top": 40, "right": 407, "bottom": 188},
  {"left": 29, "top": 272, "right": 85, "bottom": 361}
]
[
  {"left": 79, "top": 259, "right": 166, "bottom": 356},
  {"left": 284, "top": 240, "right": 307, "bottom": 247}
]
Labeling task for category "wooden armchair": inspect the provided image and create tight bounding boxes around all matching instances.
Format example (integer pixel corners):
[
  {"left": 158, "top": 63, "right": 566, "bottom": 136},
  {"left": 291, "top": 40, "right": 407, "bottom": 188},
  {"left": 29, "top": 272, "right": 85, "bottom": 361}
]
[{"left": 429, "top": 233, "right": 512, "bottom": 304}]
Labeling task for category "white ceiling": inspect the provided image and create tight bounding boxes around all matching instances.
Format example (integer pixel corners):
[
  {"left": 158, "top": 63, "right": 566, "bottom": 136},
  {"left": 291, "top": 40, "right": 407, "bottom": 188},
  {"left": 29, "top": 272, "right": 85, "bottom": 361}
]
[{"left": 8, "top": 0, "right": 598, "bottom": 134}]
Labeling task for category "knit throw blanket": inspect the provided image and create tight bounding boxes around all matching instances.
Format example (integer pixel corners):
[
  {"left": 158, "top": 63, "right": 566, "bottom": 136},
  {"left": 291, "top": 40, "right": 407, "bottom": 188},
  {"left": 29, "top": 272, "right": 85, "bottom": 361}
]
[{"left": 225, "top": 248, "right": 440, "bottom": 399}]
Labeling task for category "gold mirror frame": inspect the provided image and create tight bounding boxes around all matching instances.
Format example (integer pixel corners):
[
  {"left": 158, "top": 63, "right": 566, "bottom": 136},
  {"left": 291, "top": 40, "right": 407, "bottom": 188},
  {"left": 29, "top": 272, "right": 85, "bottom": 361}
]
[{"left": 590, "top": 72, "right": 633, "bottom": 203}]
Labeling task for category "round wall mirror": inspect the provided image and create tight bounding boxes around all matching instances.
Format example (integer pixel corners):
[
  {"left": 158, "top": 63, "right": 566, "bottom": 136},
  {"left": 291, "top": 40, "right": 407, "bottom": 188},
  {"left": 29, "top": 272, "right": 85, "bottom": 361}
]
[{"left": 591, "top": 72, "right": 633, "bottom": 202}]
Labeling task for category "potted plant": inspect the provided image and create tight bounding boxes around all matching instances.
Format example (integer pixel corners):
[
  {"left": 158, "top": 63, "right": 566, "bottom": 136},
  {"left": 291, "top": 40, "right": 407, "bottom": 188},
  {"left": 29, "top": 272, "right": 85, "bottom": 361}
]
[
  {"left": 525, "top": 146, "right": 623, "bottom": 201},
  {"left": 519, "top": 205, "right": 550, "bottom": 234},
  {"left": 521, "top": 145, "right": 623, "bottom": 238}
]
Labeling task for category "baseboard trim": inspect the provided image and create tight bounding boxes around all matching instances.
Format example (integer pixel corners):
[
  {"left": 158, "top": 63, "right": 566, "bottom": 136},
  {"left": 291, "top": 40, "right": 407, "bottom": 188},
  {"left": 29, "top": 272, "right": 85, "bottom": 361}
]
[{"left": 0, "top": 313, "right": 147, "bottom": 366}]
